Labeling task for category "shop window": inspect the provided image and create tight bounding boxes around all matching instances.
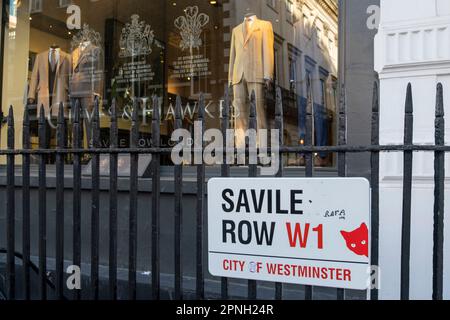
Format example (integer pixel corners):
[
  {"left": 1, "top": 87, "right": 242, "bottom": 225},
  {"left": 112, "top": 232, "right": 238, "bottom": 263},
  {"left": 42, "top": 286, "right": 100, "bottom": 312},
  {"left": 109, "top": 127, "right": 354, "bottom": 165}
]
[
  {"left": 267, "top": 0, "right": 278, "bottom": 12},
  {"left": 29, "top": 0, "right": 42, "bottom": 13},
  {"left": 286, "top": 0, "right": 295, "bottom": 24},
  {"left": 58, "top": 0, "right": 72, "bottom": 8},
  {"left": 1, "top": 0, "right": 339, "bottom": 168}
]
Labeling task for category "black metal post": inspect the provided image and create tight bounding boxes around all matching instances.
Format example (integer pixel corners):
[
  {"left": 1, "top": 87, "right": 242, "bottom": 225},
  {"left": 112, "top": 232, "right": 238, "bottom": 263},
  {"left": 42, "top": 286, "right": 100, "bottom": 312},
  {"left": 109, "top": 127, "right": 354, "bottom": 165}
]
[
  {"left": 248, "top": 90, "right": 257, "bottom": 300},
  {"left": 91, "top": 98, "right": 100, "bottom": 300},
  {"left": 22, "top": 105, "right": 31, "bottom": 300},
  {"left": 274, "top": 87, "right": 284, "bottom": 300},
  {"left": 432, "top": 83, "right": 445, "bottom": 300},
  {"left": 129, "top": 99, "right": 139, "bottom": 300},
  {"left": 55, "top": 103, "right": 65, "bottom": 299},
  {"left": 220, "top": 86, "right": 231, "bottom": 300},
  {"left": 401, "top": 83, "right": 414, "bottom": 300},
  {"left": 370, "top": 82, "right": 380, "bottom": 300},
  {"left": 151, "top": 95, "right": 161, "bottom": 300},
  {"left": 38, "top": 106, "right": 47, "bottom": 300},
  {"left": 337, "top": 83, "right": 347, "bottom": 301},
  {"left": 6, "top": 106, "right": 15, "bottom": 300},
  {"left": 109, "top": 99, "right": 118, "bottom": 300},
  {"left": 174, "top": 95, "right": 183, "bottom": 300},
  {"left": 196, "top": 94, "right": 206, "bottom": 300}
]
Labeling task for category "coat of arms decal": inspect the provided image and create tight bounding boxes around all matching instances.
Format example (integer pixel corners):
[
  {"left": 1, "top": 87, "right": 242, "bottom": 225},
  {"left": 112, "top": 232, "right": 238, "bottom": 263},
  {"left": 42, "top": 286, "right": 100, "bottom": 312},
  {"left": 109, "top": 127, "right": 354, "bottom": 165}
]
[
  {"left": 174, "top": 6, "right": 210, "bottom": 51},
  {"left": 71, "top": 24, "right": 102, "bottom": 51},
  {"left": 119, "top": 14, "right": 155, "bottom": 58}
]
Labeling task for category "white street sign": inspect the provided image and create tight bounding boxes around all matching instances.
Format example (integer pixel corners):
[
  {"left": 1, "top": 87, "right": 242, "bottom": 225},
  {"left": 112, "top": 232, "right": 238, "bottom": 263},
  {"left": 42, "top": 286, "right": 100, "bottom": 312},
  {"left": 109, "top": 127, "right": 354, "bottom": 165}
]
[{"left": 207, "top": 178, "right": 371, "bottom": 290}]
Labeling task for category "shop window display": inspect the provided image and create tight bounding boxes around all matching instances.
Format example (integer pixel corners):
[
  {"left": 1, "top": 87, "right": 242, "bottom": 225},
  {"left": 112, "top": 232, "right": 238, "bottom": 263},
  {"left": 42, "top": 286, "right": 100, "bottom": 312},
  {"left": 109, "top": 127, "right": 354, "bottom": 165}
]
[{"left": 1, "top": 0, "right": 338, "bottom": 168}]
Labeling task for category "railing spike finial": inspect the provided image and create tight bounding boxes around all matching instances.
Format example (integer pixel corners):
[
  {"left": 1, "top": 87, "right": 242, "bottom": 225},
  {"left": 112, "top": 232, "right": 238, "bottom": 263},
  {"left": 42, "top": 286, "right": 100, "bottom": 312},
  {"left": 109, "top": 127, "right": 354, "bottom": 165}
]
[
  {"left": 372, "top": 81, "right": 379, "bottom": 113},
  {"left": 93, "top": 96, "right": 100, "bottom": 126},
  {"left": 436, "top": 83, "right": 444, "bottom": 118},
  {"left": 8, "top": 105, "right": 14, "bottom": 127},
  {"left": 57, "top": 102, "right": 64, "bottom": 125},
  {"left": 73, "top": 99, "right": 80, "bottom": 124},
  {"left": 130, "top": 98, "right": 139, "bottom": 150},
  {"left": 152, "top": 95, "right": 160, "bottom": 121},
  {"left": 223, "top": 86, "right": 230, "bottom": 120},
  {"left": 111, "top": 98, "right": 117, "bottom": 122},
  {"left": 339, "top": 82, "right": 346, "bottom": 115},
  {"left": 23, "top": 104, "right": 30, "bottom": 126},
  {"left": 405, "top": 83, "right": 413, "bottom": 114},
  {"left": 39, "top": 105, "right": 46, "bottom": 125},
  {"left": 249, "top": 90, "right": 256, "bottom": 120},
  {"left": 275, "top": 86, "right": 283, "bottom": 118},
  {"left": 198, "top": 93, "right": 205, "bottom": 121},
  {"left": 175, "top": 95, "right": 182, "bottom": 130},
  {"left": 132, "top": 98, "right": 139, "bottom": 123}
]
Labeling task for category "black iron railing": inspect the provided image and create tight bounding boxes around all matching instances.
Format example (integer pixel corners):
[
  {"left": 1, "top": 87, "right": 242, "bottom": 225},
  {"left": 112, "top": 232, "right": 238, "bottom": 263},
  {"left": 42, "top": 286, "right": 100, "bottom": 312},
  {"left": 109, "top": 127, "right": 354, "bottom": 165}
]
[{"left": 0, "top": 83, "right": 447, "bottom": 300}]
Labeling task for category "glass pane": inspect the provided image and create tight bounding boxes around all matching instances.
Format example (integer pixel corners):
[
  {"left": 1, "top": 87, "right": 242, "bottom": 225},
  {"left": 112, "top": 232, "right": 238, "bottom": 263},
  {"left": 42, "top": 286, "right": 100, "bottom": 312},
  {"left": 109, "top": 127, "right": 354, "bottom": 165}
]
[{"left": 1, "top": 0, "right": 339, "bottom": 168}]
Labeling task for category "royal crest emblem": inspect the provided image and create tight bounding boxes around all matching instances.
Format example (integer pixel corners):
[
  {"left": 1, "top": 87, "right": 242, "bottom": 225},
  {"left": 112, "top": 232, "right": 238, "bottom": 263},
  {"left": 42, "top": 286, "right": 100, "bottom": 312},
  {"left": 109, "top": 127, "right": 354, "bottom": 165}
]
[
  {"left": 71, "top": 24, "right": 102, "bottom": 51},
  {"left": 119, "top": 14, "right": 155, "bottom": 58},
  {"left": 174, "top": 6, "right": 210, "bottom": 51}
]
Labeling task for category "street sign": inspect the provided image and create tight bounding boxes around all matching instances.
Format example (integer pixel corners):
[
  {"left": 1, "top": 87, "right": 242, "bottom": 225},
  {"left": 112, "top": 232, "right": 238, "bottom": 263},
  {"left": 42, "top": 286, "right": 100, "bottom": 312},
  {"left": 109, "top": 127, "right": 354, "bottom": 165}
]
[{"left": 207, "top": 178, "right": 371, "bottom": 290}]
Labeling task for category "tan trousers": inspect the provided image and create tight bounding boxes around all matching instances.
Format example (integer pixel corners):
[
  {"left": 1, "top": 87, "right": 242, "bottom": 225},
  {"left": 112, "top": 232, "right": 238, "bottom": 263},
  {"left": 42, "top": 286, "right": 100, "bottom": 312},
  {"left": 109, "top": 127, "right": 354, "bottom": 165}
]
[{"left": 233, "top": 79, "right": 267, "bottom": 148}]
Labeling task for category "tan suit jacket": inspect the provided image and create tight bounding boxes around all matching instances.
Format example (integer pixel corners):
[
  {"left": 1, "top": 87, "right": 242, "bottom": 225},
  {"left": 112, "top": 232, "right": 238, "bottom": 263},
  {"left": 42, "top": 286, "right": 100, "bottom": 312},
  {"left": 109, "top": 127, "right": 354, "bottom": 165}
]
[
  {"left": 228, "top": 18, "right": 275, "bottom": 85},
  {"left": 28, "top": 50, "right": 71, "bottom": 117}
]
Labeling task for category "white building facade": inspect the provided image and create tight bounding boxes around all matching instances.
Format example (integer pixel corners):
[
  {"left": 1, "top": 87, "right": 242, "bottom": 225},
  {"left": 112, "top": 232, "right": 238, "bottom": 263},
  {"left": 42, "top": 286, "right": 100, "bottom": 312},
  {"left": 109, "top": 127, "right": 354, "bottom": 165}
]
[{"left": 375, "top": 0, "right": 450, "bottom": 299}]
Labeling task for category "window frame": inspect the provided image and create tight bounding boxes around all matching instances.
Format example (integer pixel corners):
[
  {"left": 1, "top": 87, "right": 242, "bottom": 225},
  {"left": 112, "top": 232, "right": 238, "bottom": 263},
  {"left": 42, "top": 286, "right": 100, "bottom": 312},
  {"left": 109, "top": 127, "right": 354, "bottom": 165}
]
[{"left": 29, "top": 0, "right": 43, "bottom": 14}]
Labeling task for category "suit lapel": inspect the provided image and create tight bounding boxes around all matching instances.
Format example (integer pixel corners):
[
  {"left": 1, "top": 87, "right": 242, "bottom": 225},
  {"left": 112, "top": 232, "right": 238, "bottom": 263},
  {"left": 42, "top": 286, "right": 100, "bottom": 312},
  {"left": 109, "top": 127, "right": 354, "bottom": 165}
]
[
  {"left": 43, "top": 50, "right": 49, "bottom": 86},
  {"left": 73, "top": 47, "right": 84, "bottom": 72},
  {"left": 244, "top": 19, "right": 260, "bottom": 46}
]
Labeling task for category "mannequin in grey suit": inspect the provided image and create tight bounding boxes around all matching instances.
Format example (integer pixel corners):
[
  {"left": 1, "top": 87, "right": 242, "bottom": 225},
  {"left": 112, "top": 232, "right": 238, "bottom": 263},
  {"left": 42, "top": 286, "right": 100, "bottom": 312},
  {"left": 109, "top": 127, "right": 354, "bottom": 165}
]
[{"left": 70, "top": 41, "right": 104, "bottom": 148}]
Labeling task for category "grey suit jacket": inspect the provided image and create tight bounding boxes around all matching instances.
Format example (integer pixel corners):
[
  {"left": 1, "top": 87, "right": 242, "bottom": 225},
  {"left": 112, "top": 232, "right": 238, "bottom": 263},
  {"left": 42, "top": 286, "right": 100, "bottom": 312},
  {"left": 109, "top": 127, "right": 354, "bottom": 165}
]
[
  {"left": 28, "top": 50, "right": 71, "bottom": 117},
  {"left": 228, "top": 18, "right": 275, "bottom": 85},
  {"left": 70, "top": 44, "right": 104, "bottom": 108}
]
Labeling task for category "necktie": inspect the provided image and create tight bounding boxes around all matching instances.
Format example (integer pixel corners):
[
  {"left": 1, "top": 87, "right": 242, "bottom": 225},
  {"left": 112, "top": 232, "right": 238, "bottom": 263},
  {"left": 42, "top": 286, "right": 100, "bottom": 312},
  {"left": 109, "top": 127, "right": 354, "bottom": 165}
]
[{"left": 50, "top": 49, "right": 57, "bottom": 72}]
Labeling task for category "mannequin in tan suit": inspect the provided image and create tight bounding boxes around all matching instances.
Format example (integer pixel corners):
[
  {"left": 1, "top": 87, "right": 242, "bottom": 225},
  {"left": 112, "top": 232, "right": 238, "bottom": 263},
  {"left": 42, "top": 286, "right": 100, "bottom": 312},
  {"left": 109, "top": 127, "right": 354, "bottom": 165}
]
[
  {"left": 229, "top": 15, "right": 274, "bottom": 147},
  {"left": 28, "top": 47, "right": 71, "bottom": 153}
]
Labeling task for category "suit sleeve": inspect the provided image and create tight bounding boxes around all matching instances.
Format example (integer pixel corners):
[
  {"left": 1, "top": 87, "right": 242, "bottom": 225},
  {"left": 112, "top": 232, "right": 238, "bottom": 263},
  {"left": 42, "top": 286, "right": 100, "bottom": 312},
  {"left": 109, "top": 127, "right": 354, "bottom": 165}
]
[
  {"left": 263, "top": 22, "right": 275, "bottom": 81},
  {"left": 228, "top": 29, "right": 236, "bottom": 85},
  {"left": 28, "top": 55, "right": 40, "bottom": 101}
]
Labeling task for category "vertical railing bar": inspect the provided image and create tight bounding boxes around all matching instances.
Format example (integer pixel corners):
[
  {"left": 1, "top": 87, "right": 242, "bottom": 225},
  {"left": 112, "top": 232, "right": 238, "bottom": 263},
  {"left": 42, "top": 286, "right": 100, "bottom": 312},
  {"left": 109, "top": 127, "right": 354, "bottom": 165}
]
[
  {"left": 91, "top": 98, "right": 100, "bottom": 300},
  {"left": 129, "top": 99, "right": 139, "bottom": 300},
  {"left": 22, "top": 105, "right": 31, "bottom": 300},
  {"left": 6, "top": 106, "right": 15, "bottom": 300},
  {"left": 304, "top": 84, "right": 314, "bottom": 301},
  {"left": 55, "top": 103, "right": 65, "bottom": 299},
  {"left": 109, "top": 99, "right": 119, "bottom": 300},
  {"left": 274, "top": 87, "right": 284, "bottom": 300},
  {"left": 73, "top": 100, "right": 82, "bottom": 300},
  {"left": 370, "top": 82, "right": 380, "bottom": 300},
  {"left": 196, "top": 94, "right": 206, "bottom": 300},
  {"left": 220, "top": 86, "right": 230, "bottom": 300},
  {"left": 174, "top": 95, "right": 183, "bottom": 300},
  {"left": 151, "top": 95, "right": 161, "bottom": 300},
  {"left": 248, "top": 90, "right": 258, "bottom": 300},
  {"left": 432, "top": 83, "right": 445, "bottom": 300},
  {"left": 38, "top": 106, "right": 47, "bottom": 300},
  {"left": 337, "top": 83, "right": 347, "bottom": 301},
  {"left": 400, "top": 83, "right": 414, "bottom": 300}
]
